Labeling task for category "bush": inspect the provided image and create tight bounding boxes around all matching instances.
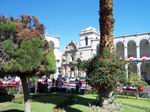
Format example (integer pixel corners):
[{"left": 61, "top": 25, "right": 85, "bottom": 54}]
[
  {"left": 0, "top": 87, "right": 7, "bottom": 95},
  {"left": 127, "top": 72, "right": 147, "bottom": 87},
  {"left": 12, "top": 95, "right": 23, "bottom": 104},
  {"left": 86, "top": 50, "right": 127, "bottom": 106}
]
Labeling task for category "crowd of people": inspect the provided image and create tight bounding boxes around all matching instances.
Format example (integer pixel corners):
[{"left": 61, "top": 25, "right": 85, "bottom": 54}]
[{"left": 38, "top": 75, "right": 85, "bottom": 93}]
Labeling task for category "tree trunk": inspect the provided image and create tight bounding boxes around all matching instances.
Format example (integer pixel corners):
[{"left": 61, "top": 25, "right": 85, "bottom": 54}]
[
  {"left": 99, "top": 0, "right": 114, "bottom": 58},
  {"left": 34, "top": 78, "right": 38, "bottom": 94},
  {"left": 98, "top": 0, "right": 114, "bottom": 106},
  {"left": 98, "top": 87, "right": 113, "bottom": 107},
  {"left": 17, "top": 81, "right": 22, "bottom": 94},
  {"left": 20, "top": 76, "right": 31, "bottom": 112}
]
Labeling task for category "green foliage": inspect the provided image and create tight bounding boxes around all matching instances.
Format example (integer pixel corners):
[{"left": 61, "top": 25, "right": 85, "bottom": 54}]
[
  {"left": 127, "top": 72, "right": 147, "bottom": 86},
  {"left": 3, "top": 39, "right": 16, "bottom": 56},
  {"left": 0, "top": 15, "right": 56, "bottom": 112},
  {"left": 1, "top": 37, "right": 56, "bottom": 75},
  {"left": 0, "top": 16, "right": 56, "bottom": 77},
  {"left": 0, "top": 21, "right": 16, "bottom": 32},
  {"left": 46, "top": 50, "right": 56, "bottom": 74},
  {"left": 86, "top": 50, "right": 127, "bottom": 90},
  {"left": 77, "top": 59, "right": 89, "bottom": 71},
  {"left": 12, "top": 95, "right": 24, "bottom": 104},
  {"left": 2, "top": 38, "right": 44, "bottom": 72}
]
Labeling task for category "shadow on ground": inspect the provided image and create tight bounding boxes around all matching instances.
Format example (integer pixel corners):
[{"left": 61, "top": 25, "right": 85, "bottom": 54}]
[
  {"left": 0, "top": 92, "right": 97, "bottom": 112},
  {"left": 0, "top": 109, "right": 23, "bottom": 112},
  {"left": 31, "top": 92, "right": 97, "bottom": 112},
  {"left": 0, "top": 94, "right": 15, "bottom": 103}
]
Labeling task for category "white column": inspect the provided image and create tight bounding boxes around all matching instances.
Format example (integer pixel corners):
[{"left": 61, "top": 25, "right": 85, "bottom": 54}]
[
  {"left": 74, "top": 67, "right": 78, "bottom": 78},
  {"left": 125, "top": 63, "right": 128, "bottom": 79},
  {"left": 136, "top": 42, "right": 140, "bottom": 59},
  {"left": 124, "top": 45, "right": 128, "bottom": 59},
  {"left": 66, "top": 66, "right": 70, "bottom": 77},
  {"left": 137, "top": 62, "right": 142, "bottom": 78}
]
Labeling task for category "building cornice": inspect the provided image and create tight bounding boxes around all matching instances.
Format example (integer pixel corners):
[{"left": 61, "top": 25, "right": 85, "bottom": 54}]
[
  {"left": 45, "top": 34, "right": 60, "bottom": 39},
  {"left": 115, "top": 32, "right": 150, "bottom": 39}
]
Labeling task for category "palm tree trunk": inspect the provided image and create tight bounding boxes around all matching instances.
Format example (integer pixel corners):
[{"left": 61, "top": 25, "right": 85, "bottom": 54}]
[
  {"left": 20, "top": 76, "right": 31, "bottom": 112},
  {"left": 99, "top": 0, "right": 114, "bottom": 58},
  {"left": 98, "top": 0, "right": 114, "bottom": 107}
]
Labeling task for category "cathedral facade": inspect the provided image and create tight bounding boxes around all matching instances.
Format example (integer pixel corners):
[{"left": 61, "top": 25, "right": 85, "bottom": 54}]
[{"left": 61, "top": 27, "right": 150, "bottom": 84}]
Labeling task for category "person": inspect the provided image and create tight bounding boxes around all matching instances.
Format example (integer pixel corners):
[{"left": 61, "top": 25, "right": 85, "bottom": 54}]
[
  {"left": 79, "top": 80, "right": 82, "bottom": 88},
  {"left": 52, "top": 78, "right": 55, "bottom": 87},
  {"left": 75, "top": 79, "right": 79, "bottom": 93},
  {"left": 79, "top": 80, "right": 85, "bottom": 94},
  {"left": 57, "top": 75, "right": 63, "bottom": 88}
]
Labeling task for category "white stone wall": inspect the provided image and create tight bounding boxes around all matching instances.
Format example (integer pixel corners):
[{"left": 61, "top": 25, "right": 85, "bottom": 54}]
[
  {"left": 61, "top": 27, "right": 150, "bottom": 82},
  {"left": 79, "top": 26, "right": 99, "bottom": 47},
  {"left": 78, "top": 27, "right": 100, "bottom": 61},
  {"left": 45, "top": 34, "right": 61, "bottom": 79}
]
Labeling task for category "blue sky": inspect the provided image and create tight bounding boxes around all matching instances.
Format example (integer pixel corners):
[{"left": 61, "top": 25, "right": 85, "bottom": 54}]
[{"left": 0, "top": 0, "right": 150, "bottom": 50}]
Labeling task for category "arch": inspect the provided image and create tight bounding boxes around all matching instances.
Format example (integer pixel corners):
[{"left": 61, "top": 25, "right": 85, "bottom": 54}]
[
  {"left": 140, "top": 39, "right": 150, "bottom": 58},
  {"left": 141, "top": 62, "right": 150, "bottom": 84},
  {"left": 71, "top": 67, "right": 74, "bottom": 71},
  {"left": 70, "top": 66, "right": 75, "bottom": 77},
  {"left": 116, "top": 42, "right": 124, "bottom": 59},
  {"left": 85, "top": 37, "right": 88, "bottom": 45},
  {"left": 127, "top": 40, "right": 137, "bottom": 58}
]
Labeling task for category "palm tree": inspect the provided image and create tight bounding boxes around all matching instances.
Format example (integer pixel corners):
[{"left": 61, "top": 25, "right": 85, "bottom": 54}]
[
  {"left": 98, "top": 0, "right": 114, "bottom": 106},
  {"left": 99, "top": 0, "right": 114, "bottom": 58}
]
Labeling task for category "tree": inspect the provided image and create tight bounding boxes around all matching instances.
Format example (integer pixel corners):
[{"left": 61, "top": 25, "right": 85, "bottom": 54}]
[
  {"left": 98, "top": 0, "right": 114, "bottom": 105},
  {"left": 86, "top": 50, "right": 126, "bottom": 106},
  {"left": 76, "top": 58, "right": 89, "bottom": 77},
  {"left": 0, "top": 16, "right": 56, "bottom": 112},
  {"left": 86, "top": 0, "right": 127, "bottom": 107},
  {"left": 99, "top": 0, "right": 114, "bottom": 57}
]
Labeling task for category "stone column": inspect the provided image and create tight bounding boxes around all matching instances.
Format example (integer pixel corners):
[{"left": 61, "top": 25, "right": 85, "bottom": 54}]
[
  {"left": 74, "top": 66, "right": 78, "bottom": 78},
  {"left": 124, "top": 45, "right": 128, "bottom": 59},
  {"left": 137, "top": 62, "right": 142, "bottom": 78},
  {"left": 66, "top": 66, "right": 70, "bottom": 77},
  {"left": 125, "top": 63, "right": 129, "bottom": 79},
  {"left": 136, "top": 42, "right": 140, "bottom": 59}
]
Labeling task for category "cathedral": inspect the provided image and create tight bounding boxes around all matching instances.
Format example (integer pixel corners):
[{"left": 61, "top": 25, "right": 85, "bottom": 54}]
[{"left": 61, "top": 26, "right": 150, "bottom": 84}]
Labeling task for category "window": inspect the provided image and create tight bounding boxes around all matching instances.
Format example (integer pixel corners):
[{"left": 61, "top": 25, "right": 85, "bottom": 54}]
[
  {"left": 85, "top": 37, "right": 88, "bottom": 45},
  {"left": 71, "top": 54, "right": 75, "bottom": 61}
]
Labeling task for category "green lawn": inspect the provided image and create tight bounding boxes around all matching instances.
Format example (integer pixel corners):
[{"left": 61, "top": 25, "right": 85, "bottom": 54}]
[
  {"left": 0, "top": 93, "right": 95, "bottom": 112},
  {"left": 0, "top": 93, "right": 150, "bottom": 112},
  {"left": 116, "top": 95, "right": 150, "bottom": 112}
]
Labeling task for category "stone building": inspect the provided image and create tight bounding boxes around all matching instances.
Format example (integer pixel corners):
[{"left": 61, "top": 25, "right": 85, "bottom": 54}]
[
  {"left": 45, "top": 34, "right": 62, "bottom": 79},
  {"left": 61, "top": 27, "right": 99, "bottom": 78},
  {"left": 61, "top": 26, "right": 150, "bottom": 84}
]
